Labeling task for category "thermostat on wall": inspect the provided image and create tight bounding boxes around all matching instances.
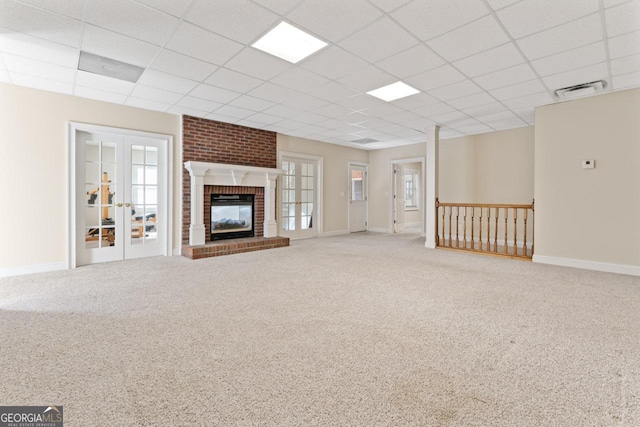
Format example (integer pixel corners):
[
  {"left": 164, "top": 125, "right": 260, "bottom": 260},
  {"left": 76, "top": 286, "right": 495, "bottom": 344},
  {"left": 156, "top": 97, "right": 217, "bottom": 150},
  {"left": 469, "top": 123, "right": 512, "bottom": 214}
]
[{"left": 582, "top": 160, "right": 595, "bottom": 169}]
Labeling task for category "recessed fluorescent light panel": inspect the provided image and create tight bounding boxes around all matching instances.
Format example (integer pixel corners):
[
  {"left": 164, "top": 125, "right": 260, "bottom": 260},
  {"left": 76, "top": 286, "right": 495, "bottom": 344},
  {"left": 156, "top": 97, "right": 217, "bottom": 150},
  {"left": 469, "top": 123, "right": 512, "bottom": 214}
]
[
  {"left": 78, "top": 51, "right": 145, "bottom": 83},
  {"left": 367, "top": 81, "right": 420, "bottom": 102},
  {"left": 252, "top": 22, "right": 327, "bottom": 64}
]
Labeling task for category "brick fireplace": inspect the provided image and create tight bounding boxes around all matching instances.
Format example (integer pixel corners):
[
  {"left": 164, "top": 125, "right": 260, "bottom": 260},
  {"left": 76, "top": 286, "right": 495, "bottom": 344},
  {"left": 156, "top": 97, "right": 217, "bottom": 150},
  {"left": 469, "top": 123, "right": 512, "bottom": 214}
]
[{"left": 182, "top": 116, "right": 289, "bottom": 258}]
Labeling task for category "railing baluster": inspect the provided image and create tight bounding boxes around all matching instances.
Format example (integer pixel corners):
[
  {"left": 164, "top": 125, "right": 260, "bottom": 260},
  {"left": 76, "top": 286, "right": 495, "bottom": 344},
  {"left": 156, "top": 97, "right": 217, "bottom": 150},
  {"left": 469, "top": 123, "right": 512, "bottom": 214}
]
[
  {"left": 503, "top": 208, "right": 508, "bottom": 254},
  {"left": 523, "top": 209, "right": 528, "bottom": 257},
  {"left": 455, "top": 207, "right": 460, "bottom": 248},
  {"left": 471, "top": 207, "right": 475, "bottom": 250},
  {"left": 463, "top": 207, "right": 467, "bottom": 249},
  {"left": 441, "top": 205, "right": 445, "bottom": 247},
  {"left": 479, "top": 207, "right": 483, "bottom": 251},
  {"left": 494, "top": 208, "right": 498, "bottom": 252},
  {"left": 513, "top": 208, "right": 518, "bottom": 256},
  {"left": 487, "top": 207, "right": 491, "bottom": 251},
  {"left": 448, "top": 207, "right": 452, "bottom": 247}
]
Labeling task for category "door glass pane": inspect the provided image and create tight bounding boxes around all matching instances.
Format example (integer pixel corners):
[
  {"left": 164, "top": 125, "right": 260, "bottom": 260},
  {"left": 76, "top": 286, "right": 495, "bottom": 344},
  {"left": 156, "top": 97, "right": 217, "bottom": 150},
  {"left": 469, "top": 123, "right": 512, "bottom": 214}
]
[
  {"left": 132, "top": 185, "right": 144, "bottom": 205},
  {"left": 85, "top": 162, "right": 99, "bottom": 184},
  {"left": 132, "top": 165, "right": 144, "bottom": 184},
  {"left": 85, "top": 141, "right": 99, "bottom": 162},
  {"left": 102, "top": 142, "right": 116, "bottom": 163},
  {"left": 102, "top": 163, "right": 117, "bottom": 185},
  {"left": 351, "top": 169, "right": 364, "bottom": 201},
  {"left": 146, "top": 186, "right": 157, "bottom": 204},
  {"left": 85, "top": 206, "right": 99, "bottom": 227},
  {"left": 145, "top": 166, "right": 158, "bottom": 185},
  {"left": 146, "top": 146, "right": 158, "bottom": 165},
  {"left": 132, "top": 145, "right": 145, "bottom": 164},
  {"left": 85, "top": 139, "right": 117, "bottom": 250}
]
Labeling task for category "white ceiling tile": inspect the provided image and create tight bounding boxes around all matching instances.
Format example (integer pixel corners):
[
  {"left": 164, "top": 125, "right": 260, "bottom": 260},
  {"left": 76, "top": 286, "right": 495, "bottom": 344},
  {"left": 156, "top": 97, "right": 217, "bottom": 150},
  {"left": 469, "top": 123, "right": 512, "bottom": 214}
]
[
  {"left": 176, "top": 96, "right": 222, "bottom": 112},
  {"left": 262, "top": 104, "right": 304, "bottom": 119},
  {"left": 485, "top": 0, "right": 520, "bottom": 10},
  {"left": 448, "top": 92, "right": 496, "bottom": 109},
  {"left": 245, "top": 112, "right": 283, "bottom": 125},
  {"left": 476, "top": 110, "right": 517, "bottom": 123},
  {"left": 138, "top": 69, "right": 198, "bottom": 94},
  {"left": 517, "top": 13, "right": 603, "bottom": 61},
  {"left": 611, "top": 53, "right": 640, "bottom": 75},
  {"left": 376, "top": 44, "right": 445, "bottom": 79},
  {"left": 338, "top": 17, "right": 418, "bottom": 63},
  {"left": 281, "top": 90, "right": 328, "bottom": 110},
  {"left": 453, "top": 123, "right": 493, "bottom": 134},
  {"left": 439, "top": 128, "right": 465, "bottom": 139},
  {"left": 313, "top": 103, "right": 353, "bottom": 118},
  {"left": 214, "top": 105, "right": 257, "bottom": 119},
  {"left": 473, "top": 63, "right": 538, "bottom": 90},
  {"left": 427, "top": 15, "right": 509, "bottom": 62},
  {"left": 17, "top": 0, "right": 85, "bottom": 19},
  {"left": 291, "top": 111, "right": 329, "bottom": 124},
  {"left": 204, "top": 112, "right": 239, "bottom": 124},
  {"left": 405, "top": 64, "right": 466, "bottom": 91},
  {"left": 2, "top": 53, "right": 75, "bottom": 83},
  {"left": 341, "top": 111, "right": 371, "bottom": 125},
  {"left": 608, "top": 30, "right": 640, "bottom": 58},
  {"left": 0, "top": 1, "right": 83, "bottom": 47},
  {"left": 0, "top": 31, "right": 78, "bottom": 68},
  {"left": 224, "top": 48, "right": 292, "bottom": 80},
  {"left": 236, "top": 119, "right": 276, "bottom": 130},
  {"left": 228, "top": 95, "right": 275, "bottom": 112},
  {"left": 10, "top": 72, "right": 73, "bottom": 94},
  {"left": 486, "top": 117, "right": 527, "bottom": 130},
  {"left": 249, "top": 82, "right": 299, "bottom": 104},
  {"left": 606, "top": 0, "right": 640, "bottom": 37},
  {"left": 190, "top": 84, "right": 242, "bottom": 103},
  {"left": 604, "top": 0, "right": 631, "bottom": 6},
  {"left": 126, "top": 97, "right": 170, "bottom": 111},
  {"left": 367, "top": 0, "right": 412, "bottom": 12},
  {"left": 85, "top": 0, "right": 179, "bottom": 46},
  {"left": 402, "top": 118, "right": 436, "bottom": 131},
  {"left": 186, "top": 0, "right": 279, "bottom": 44},
  {"left": 531, "top": 41, "right": 606, "bottom": 76},
  {"left": 271, "top": 67, "right": 330, "bottom": 91},
  {"left": 431, "top": 110, "right": 469, "bottom": 124},
  {"left": 166, "top": 105, "right": 207, "bottom": 117},
  {"left": 429, "top": 80, "right": 483, "bottom": 101},
  {"left": 391, "top": 0, "right": 490, "bottom": 41},
  {"left": 361, "top": 102, "right": 405, "bottom": 117},
  {"left": 497, "top": 0, "right": 600, "bottom": 39},
  {"left": 542, "top": 62, "right": 609, "bottom": 90},
  {"left": 490, "top": 79, "right": 547, "bottom": 101},
  {"left": 392, "top": 92, "right": 440, "bottom": 110},
  {"left": 335, "top": 94, "right": 384, "bottom": 110},
  {"left": 460, "top": 102, "right": 507, "bottom": 117},
  {"left": 413, "top": 102, "right": 456, "bottom": 117},
  {"left": 75, "top": 70, "right": 136, "bottom": 95},
  {"left": 513, "top": 107, "right": 536, "bottom": 124},
  {"left": 308, "top": 81, "right": 359, "bottom": 102},
  {"left": 286, "top": 0, "right": 383, "bottom": 43},
  {"left": 337, "top": 65, "right": 396, "bottom": 92},
  {"left": 74, "top": 86, "right": 128, "bottom": 104},
  {"left": 136, "top": 0, "right": 193, "bottom": 17},
  {"left": 256, "top": 0, "right": 303, "bottom": 15},
  {"left": 383, "top": 110, "right": 422, "bottom": 124},
  {"left": 167, "top": 22, "right": 244, "bottom": 65},
  {"left": 612, "top": 70, "right": 640, "bottom": 89},
  {"left": 274, "top": 119, "right": 307, "bottom": 130},
  {"left": 453, "top": 43, "right": 525, "bottom": 77},
  {"left": 131, "top": 85, "right": 183, "bottom": 104},
  {"left": 502, "top": 91, "right": 554, "bottom": 109},
  {"left": 205, "top": 68, "right": 264, "bottom": 93},
  {"left": 83, "top": 25, "right": 160, "bottom": 67},
  {"left": 300, "top": 46, "right": 369, "bottom": 80},
  {"left": 151, "top": 50, "right": 218, "bottom": 81}
]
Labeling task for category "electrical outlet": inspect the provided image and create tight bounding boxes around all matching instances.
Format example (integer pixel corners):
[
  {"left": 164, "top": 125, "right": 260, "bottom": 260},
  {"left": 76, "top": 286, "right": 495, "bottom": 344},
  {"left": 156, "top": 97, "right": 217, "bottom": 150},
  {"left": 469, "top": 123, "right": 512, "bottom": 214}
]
[{"left": 582, "top": 160, "right": 595, "bottom": 169}]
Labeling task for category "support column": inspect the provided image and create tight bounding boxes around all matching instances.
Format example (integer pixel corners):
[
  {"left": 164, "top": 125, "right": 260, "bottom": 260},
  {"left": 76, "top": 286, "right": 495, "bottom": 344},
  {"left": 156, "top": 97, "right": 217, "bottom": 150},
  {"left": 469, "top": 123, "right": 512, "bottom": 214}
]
[
  {"left": 425, "top": 126, "right": 440, "bottom": 249},
  {"left": 263, "top": 173, "right": 278, "bottom": 237},
  {"left": 184, "top": 162, "right": 209, "bottom": 246}
]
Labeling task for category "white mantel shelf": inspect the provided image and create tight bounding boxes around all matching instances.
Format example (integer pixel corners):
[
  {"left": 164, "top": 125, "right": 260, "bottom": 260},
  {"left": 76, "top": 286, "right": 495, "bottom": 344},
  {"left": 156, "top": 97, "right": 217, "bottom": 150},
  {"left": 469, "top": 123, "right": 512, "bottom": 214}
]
[{"left": 184, "top": 161, "right": 284, "bottom": 246}]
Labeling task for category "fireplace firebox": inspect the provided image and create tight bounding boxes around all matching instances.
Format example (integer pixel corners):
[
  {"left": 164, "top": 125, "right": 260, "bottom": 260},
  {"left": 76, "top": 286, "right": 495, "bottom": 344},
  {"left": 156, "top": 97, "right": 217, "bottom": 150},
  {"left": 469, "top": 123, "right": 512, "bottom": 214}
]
[{"left": 210, "top": 194, "right": 254, "bottom": 241}]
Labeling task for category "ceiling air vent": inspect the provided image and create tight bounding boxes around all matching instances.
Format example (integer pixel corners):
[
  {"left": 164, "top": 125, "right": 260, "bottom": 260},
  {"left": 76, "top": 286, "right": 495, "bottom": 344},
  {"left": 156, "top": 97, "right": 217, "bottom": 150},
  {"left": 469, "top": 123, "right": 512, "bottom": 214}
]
[
  {"left": 78, "top": 51, "right": 145, "bottom": 83},
  {"left": 554, "top": 80, "right": 606, "bottom": 100},
  {"left": 351, "top": 138, "right": 378, "bottom": 145}
]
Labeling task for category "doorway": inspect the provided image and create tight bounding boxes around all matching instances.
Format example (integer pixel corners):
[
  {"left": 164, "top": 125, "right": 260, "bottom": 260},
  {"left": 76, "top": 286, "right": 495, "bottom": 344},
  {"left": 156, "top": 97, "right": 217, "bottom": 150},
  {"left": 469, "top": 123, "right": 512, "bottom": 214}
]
[
  {"left": 70, "top": 123, "right": 171, "bottom": 267},
  {"left": 279, "top": 154, "right": 321, "bottom": 239},
  {"left": 390, "top": 158, "right": 425, "bottom": 235},
  {"left": 349, "top": 162, "right": 368, "bottom": 232}
]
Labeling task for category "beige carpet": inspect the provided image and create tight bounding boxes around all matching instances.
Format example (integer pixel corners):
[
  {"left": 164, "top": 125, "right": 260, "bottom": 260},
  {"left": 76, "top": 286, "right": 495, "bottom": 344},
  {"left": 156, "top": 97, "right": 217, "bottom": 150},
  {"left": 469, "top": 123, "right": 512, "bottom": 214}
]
[{"left": 0, "top": 232, "right": 639, "bottom": 426}]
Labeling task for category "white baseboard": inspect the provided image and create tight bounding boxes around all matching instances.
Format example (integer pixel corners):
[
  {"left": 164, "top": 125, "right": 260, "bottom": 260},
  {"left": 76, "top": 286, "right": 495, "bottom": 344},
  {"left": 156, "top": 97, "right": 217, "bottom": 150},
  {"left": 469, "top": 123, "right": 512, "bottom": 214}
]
[
  {"left": 533, "top": 255, "right": 640, "bottom": 277},
  {"left": 321, "top": 229, "right": 350, "bottom": 237},
  {"left": 367, "top": 227, "right": 390, "bottom": 233},
  {"left": 0, "top": 261, "right": 68, "bottom": 278}
]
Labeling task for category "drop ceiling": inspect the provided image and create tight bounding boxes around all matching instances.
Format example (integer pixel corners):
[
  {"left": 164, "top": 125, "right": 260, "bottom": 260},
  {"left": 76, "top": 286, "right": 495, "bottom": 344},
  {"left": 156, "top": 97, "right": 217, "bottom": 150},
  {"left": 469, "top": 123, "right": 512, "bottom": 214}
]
[{"left": 0, "top": 0, "right": 638, "bottom": 149}]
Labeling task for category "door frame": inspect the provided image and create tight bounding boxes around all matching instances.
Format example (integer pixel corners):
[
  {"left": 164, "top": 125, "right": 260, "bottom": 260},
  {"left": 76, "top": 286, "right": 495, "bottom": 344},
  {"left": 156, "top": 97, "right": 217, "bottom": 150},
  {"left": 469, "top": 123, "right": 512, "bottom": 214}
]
[
  {"left": 389, "top": 157, "right": 425, "bottom": 236},
  {"left": 348, "top": 161, "right": 368, "bottom": 232},
  {"left": 277, "top": 151, "right": 323, "bottom": 238},
  {"left": 68, "top": 122, "right": 173, "bottom": 269}
]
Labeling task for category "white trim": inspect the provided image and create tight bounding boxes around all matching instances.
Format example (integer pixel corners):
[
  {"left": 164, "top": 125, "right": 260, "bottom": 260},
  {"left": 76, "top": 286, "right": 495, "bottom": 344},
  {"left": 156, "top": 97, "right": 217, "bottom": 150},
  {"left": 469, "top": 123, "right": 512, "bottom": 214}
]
[
  {"left": 173, "top": 248, "right": 182, "bottom": 256},
  {"left": 533, "top": 255, "right": 640, "bottom": 277},
  {"left": 367, "top": 227, "right": 390, "bottom": 233},
  {"left": 320, "top": 229, "right": 350, "bottom": 237},
  {"left": 348, "top": 161, "right": 369, "bottom": 232},
  {"left": 0, "top": 262, "right": 67, "bottom": 278},
  {"left": 389, "top": 156, "right": 426, "bottom": 236}
]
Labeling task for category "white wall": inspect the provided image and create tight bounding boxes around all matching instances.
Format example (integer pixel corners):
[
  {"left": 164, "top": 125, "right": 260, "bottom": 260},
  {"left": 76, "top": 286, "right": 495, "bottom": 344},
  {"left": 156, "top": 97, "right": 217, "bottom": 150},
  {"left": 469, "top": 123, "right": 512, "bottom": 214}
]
[
  {"left": 0, "top": 83, "right": 181, "bottom": 273},
  {"left": 534, "top": 88, "right": 640, "bottom": 273},
  {"left": 277, "top": 135, "right": 368, "bottom": 235}
]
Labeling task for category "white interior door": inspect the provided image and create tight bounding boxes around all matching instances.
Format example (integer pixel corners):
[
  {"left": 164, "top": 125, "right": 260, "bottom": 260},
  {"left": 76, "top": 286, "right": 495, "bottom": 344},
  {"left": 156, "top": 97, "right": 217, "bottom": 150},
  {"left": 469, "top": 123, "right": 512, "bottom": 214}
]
[
  {"left": 280, "top": 157, "right": 318, "bottom": 239},
  {"left": 349, "top": 163, "right": 367, "bottom": 232},
  {"left": 75, "top": 130, "right": 167, "bottom": 266},
  {"left": 393, "top": 164, "right": 406, "bottom": 233}
]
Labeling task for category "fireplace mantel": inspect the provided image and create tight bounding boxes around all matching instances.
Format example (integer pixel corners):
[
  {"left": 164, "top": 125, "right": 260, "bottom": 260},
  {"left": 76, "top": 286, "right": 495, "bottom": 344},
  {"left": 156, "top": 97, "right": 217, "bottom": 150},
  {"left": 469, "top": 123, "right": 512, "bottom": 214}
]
[{"left": 184, "top": 161, "right": 284, "bottom": 246}]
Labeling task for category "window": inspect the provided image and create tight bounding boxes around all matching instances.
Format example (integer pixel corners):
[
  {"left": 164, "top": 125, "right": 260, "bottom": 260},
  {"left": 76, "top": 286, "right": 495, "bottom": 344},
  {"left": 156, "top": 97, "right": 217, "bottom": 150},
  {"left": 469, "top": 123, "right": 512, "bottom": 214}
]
[{"left": 405, "top": 170, "right": 418, "bottom": 209}]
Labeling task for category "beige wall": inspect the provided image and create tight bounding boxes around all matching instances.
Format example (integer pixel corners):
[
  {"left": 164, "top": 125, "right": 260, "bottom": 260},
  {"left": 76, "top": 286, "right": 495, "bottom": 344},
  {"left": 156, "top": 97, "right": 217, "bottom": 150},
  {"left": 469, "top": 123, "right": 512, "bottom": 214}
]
[
  {"left": 0, "top": 83, "right": 181, "bottom": 271},
  {"left": 535, "top": 88, "right": 640, "bottom": 268},
  {"left": 277, "top": 135, "right": 368, "bottom": 234}
]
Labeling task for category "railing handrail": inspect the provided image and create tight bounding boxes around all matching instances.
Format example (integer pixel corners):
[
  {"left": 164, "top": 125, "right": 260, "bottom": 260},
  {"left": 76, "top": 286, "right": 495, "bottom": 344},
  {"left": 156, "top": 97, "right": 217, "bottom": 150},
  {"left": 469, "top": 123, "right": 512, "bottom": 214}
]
[{"left": 436, "top": 201, "right": 534, "bottom": 210}]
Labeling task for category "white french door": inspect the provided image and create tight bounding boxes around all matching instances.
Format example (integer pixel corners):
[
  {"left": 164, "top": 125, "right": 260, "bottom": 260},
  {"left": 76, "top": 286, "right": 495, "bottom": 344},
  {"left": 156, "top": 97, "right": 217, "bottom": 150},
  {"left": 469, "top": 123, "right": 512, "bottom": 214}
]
[
  {"left": 393, "top": 164, "right": 406, "bottom": 233},
  {"left": 74, "top": 129, "right": 168, "bottom": 266},
  {"left": 280, "top": 156, "right": 318, "bottom": 239},
  {"left": 349, "top": 163, "right": 368, "bottom": 232}
]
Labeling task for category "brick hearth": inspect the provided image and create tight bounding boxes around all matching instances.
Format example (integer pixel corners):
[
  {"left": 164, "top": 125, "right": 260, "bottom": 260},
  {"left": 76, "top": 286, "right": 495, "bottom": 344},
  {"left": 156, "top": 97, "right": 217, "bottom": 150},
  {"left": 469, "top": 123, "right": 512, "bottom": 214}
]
[{"left": 182, "top": 237, "right": 289, "bottom": 259}]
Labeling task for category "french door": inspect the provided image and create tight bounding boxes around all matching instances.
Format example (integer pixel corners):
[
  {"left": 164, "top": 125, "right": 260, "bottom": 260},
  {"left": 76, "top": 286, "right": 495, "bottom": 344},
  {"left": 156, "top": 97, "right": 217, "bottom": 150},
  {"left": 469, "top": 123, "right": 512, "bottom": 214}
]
[
  {"left": 393, "top": 164, "right": 406, "bottom": 233},
  {"left": 280, "top": 156, "right": 318, "bottom": 239},
  {"left": 349, "top": 163, "right": 368, "bottom": 232},
  {"left": 74, "top": 129, "right": 167, "bottom": 266}
]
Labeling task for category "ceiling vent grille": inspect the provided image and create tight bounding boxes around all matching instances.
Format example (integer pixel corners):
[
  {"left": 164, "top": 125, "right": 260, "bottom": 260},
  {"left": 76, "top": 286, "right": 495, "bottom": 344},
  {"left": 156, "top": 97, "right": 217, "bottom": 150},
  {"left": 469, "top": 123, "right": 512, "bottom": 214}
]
[
  {"left": 554, "top": 80, "right": 606, "bottom": 100},
  {"left": 78, "top": 51, "right": 145, "bottom": 83},
  {"left": 351, "top": 137, "right": 378, "bottom": 145}
]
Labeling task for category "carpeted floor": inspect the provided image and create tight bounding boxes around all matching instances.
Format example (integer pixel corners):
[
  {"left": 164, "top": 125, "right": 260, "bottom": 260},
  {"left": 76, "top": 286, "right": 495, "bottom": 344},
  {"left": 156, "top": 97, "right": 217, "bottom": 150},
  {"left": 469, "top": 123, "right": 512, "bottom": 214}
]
[{"left": 0, "top": 232, "right": 639, "bottom": 426}]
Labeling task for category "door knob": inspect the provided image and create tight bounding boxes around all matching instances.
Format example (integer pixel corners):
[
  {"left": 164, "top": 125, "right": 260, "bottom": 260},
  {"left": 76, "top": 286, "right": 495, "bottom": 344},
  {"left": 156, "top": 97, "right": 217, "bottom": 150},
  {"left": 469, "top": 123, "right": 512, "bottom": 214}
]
[
  {"left": 116, "top": 203, "right": 123, "bottom": 207},
  {"left": 125, "top": 203, "right": 131, "bottom": 207}
]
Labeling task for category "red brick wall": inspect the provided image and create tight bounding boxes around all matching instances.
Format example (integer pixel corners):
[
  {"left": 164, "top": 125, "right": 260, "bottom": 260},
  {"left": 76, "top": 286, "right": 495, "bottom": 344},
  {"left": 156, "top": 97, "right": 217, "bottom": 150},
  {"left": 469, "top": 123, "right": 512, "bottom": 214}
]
[{"left": 182, "top": 115, "right": 277, "bottom": 243}]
